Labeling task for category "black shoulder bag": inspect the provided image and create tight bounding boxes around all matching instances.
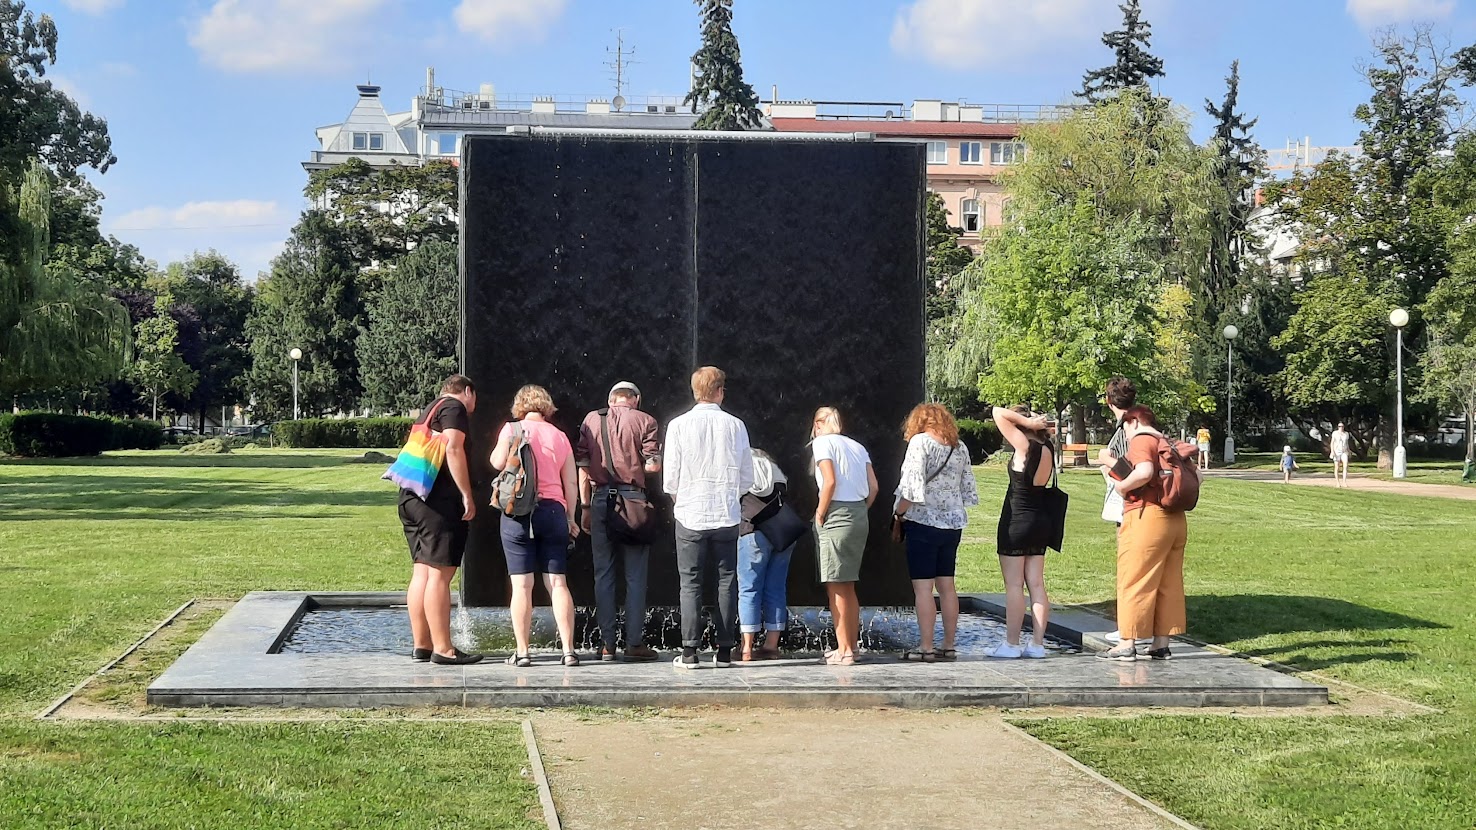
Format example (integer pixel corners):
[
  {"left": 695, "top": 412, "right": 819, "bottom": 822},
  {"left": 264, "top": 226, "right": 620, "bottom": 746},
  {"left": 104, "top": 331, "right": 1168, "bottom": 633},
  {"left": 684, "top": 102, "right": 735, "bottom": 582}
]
[
  {"left": 599, "top": 408, "right": 661, "bottom": 545},
  {"left": 891, "top": 445, "right": 955, "bottom": 543},
  {"left": 1041, "top": 444, "right": 1070, "bottom": 552}
]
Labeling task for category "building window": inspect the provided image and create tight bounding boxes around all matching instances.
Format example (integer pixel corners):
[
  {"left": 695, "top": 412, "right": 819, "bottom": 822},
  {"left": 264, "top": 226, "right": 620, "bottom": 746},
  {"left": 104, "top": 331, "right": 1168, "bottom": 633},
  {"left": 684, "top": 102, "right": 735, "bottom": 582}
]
[
  {"left": 369, "top": 133, "right": 385, "bottom": 151},
  {"left": 991, "top": 141, "right": 1025, "bottom": 165},
  {"left": 960, "top": 142, "right": 983, "bottom": 164},
  {"left": 430, "top": 133, "right": 457, "bottom": 155},
  {"left": 926, "top": 141, "right": 948, "bottom": 165},
  {"left": 352, "top": 132, "right": 367, "bottom": 151},
  {"left": 961, "top": 199, "right": 981, "bottom": 234}
]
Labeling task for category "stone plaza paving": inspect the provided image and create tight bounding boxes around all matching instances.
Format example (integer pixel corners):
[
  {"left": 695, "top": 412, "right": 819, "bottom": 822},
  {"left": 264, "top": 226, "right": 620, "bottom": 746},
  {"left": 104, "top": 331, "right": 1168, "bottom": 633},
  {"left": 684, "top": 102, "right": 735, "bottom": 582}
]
[{"left": 148, "top": 592, "right": 1327, "bottom": 709}]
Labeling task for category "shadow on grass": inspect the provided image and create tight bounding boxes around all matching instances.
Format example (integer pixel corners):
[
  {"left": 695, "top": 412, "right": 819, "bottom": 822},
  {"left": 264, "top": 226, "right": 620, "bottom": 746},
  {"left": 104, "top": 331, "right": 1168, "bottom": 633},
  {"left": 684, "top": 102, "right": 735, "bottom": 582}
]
[
  {"left": 0, "top": 474, "right": 393, "bottom": 521},
  {"left": 0, "top": 453, "right": 366, "bottom": 469},
  {"left": 1186, "top": 595, "right": 1448, "bottom": 641}
]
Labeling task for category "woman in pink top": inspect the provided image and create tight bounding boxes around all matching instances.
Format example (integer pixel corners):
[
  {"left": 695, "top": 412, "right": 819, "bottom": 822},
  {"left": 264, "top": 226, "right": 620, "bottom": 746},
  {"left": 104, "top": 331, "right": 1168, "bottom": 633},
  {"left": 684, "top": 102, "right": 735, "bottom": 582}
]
[{"left": 490, "top": 385, "right": 581, "bottom": 667}]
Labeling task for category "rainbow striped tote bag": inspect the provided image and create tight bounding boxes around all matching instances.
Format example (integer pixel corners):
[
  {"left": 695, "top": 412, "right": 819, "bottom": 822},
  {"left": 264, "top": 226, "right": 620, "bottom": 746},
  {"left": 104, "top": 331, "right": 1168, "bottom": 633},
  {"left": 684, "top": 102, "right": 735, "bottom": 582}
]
[{"left": 382, "top": 398, "right": 451, "bottom": 499}]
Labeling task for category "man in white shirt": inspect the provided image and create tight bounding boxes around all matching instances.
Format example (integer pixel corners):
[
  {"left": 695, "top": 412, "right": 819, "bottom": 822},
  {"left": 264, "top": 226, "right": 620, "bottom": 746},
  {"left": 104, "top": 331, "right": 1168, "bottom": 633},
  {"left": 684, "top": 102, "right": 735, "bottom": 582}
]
[
  {"left": 1329, "top": 423, "right": 1352, "bottom": 488},
  {"left": 663, "top": 366, "right": 755, "bottom": 669}
]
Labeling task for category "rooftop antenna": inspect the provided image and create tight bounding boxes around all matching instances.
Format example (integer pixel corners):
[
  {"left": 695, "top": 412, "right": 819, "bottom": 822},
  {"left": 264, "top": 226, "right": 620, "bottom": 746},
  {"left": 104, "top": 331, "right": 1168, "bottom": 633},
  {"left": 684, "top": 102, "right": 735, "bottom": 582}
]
[{"left": 605, "top": 28, "right": 638, "bottom": 104}]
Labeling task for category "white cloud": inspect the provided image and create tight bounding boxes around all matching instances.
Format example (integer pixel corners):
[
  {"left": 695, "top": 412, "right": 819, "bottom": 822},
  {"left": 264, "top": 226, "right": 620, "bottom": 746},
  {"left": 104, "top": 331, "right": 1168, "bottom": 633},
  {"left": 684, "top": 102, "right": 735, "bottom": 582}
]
[
  {"left": 453, "top": 0, "right": 568, "bottom": 44},
  {"left": 1347, "top": 0, "right": 1456, "bottom": 27},
  {"left": 49, "top": 74, "right": 89, "bottom": 108},
  {"left": 109, "top": 200, "right": 287, "bottom": 232},
  {"left": 188, "top": 0, "right": 388, "bottom": 73},
  {"left": 891, "top": 0, "right": 1118, "bottom": 70},
  {"left": 59, "top": 0, "right": 124, "bottom": 13}
]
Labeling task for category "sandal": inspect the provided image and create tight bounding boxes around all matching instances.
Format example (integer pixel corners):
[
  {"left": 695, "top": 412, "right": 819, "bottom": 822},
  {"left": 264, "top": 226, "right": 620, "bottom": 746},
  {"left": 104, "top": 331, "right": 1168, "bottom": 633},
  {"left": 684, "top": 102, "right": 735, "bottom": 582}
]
[
  {"left": 901, "top": 649, "right": 936, "bottom": 663},
  {"left": 561, "top": 652, "right": 581, "bottom": 667},
  {"left": 504, "top": 653, "right": 532, "bottom": 668},
  {"left": 935, "top": 648, "right": 958, "bottom": 662}
]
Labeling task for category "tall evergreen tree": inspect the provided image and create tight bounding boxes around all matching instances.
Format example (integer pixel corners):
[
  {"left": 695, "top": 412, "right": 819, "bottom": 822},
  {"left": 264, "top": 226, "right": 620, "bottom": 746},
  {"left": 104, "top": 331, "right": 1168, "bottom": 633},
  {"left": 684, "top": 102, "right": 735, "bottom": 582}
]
[
  {"left": 684, "top": 0, "right": 763, "bottom": 130},
  {"left": 357, "top": 242, "right": 459, "bottom": 414},
  {"left": 1077, "top": 0, "right": 1166, "bottom": 103}
]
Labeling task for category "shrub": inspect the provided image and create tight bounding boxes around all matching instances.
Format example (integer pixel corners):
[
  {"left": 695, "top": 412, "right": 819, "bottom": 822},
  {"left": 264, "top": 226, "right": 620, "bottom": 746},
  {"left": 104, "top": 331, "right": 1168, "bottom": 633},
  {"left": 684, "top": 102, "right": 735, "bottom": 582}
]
[
  {"left": 180, "top": 438, "right": 231, "bottom": 455},
  {"left": 107, "top": 418, "right": 164, "bottom": 451},
  {"left": 0, "top": 412, "right": 116, "bottom": 457},
  {"left": 275, "top": 418, "right": 413, "bottom": 448},
  {"left": 956, "top": 419, "right": 1002, "bottom": 463}
]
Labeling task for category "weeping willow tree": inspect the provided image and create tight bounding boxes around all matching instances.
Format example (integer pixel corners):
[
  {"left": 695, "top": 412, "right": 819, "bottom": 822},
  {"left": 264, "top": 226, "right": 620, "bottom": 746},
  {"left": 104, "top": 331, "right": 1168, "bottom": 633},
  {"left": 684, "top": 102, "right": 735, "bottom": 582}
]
[{"left": 0, "top": 160, "right": 130, "bottom": 403}]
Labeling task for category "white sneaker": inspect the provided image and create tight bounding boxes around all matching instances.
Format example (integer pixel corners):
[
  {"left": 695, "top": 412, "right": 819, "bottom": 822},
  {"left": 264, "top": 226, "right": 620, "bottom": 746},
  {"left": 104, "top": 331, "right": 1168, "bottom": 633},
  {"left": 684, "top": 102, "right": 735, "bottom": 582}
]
[
  {"left": 1105, "top": 630, "right": 1151, "bottom": 647},
  {"left": 986, "top": 641, "right": 1024, "bottom": 659},
  {"left": 1023, "top": 643, "right": 1047, "bottom": 659}
]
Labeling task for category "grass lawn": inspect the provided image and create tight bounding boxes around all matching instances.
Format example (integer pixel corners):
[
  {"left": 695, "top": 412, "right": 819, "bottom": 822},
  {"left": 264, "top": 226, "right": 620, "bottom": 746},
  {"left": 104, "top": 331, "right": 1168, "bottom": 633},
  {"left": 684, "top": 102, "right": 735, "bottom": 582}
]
[
  {"left": 0, "top": 449, "right": 542, "bottom": 830},
  {"left": 3, "top": 449, "right": 1475, "bottom": 829},
  {"left": 961, "top": 466, "right": 1476, "bottom": 830}
]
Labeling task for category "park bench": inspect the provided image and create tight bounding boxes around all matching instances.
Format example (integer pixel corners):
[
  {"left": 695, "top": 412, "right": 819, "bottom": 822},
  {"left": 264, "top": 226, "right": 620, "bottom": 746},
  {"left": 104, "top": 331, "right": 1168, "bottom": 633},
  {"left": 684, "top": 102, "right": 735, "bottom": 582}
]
[{"left": 1066, "top": 443, "right": 1091, "bottom": 467}]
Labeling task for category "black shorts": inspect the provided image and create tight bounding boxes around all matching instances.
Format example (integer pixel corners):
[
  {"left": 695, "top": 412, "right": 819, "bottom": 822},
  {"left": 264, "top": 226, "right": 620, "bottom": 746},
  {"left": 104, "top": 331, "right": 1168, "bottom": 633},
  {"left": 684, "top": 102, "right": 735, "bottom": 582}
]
[{"left": 398, "top": 494, "right": 468, "bottom": 568}]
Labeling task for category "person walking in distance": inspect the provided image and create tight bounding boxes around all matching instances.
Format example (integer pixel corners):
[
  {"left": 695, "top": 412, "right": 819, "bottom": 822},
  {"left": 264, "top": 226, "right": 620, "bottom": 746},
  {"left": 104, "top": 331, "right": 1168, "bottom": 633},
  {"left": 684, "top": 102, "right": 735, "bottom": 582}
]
[
  {"left": 1195, "top": 425, "right": 1212, "bottom": 471},
  {"left": 400, "top": 375, "right": 484, "bottom": 666},
  {"left": 1329, "top": 423, "right": 1352, "bottom": 488},
  {"left": 664, "top": 367, "right": 755, "bottom": 669},
  {"left": 576, "top": 381, "right": 662, "bottom": 662}
]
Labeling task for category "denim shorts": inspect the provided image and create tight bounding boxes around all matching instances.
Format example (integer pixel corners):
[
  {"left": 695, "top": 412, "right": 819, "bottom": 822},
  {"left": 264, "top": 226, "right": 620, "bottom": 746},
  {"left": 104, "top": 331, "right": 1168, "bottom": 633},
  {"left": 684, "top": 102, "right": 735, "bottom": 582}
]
[
  {"left": 501, "top": 500, "right": 570, "bottom": 576},
  {"left": 904, "top": 522, "right": 962, "bottom": 580}
]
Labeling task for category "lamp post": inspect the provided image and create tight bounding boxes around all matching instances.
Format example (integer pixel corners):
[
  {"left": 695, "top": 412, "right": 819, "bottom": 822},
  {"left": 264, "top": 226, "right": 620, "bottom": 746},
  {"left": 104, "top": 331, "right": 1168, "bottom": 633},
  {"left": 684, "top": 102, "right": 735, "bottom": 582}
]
[
  {"left": 1390, "top": 308, "right": 1409, "bottom": 479},
  {"left": 289, "top": 348, "right": 302, "bottom": 421},
  {"left": 1223, "top": 324, "right": 1239, "bottom": 465}
]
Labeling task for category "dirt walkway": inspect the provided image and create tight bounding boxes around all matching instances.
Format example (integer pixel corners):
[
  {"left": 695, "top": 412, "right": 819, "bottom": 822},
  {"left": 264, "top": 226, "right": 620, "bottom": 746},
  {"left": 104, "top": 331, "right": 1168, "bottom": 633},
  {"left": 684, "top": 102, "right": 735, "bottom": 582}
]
[
  {"left": 533, "top": 708, "right": 1181, "bottom": 830},
  {"left": 1211, "top": 470, "right": 1476, "bottom": 501}
]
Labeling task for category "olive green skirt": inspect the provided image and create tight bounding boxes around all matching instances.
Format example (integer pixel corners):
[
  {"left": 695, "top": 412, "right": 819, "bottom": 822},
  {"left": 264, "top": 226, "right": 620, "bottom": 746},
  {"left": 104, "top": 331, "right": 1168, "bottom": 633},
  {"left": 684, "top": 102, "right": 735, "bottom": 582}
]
[{"left": 815, "top": 500, "right": 868, "bottom": 583}]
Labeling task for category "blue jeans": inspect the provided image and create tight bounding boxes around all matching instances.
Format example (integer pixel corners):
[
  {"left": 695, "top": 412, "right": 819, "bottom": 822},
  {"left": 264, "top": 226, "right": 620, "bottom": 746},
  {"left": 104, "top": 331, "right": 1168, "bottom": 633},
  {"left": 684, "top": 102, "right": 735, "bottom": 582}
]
[{"left": 737, "top": 532, "right": 792, "bottom": 633}]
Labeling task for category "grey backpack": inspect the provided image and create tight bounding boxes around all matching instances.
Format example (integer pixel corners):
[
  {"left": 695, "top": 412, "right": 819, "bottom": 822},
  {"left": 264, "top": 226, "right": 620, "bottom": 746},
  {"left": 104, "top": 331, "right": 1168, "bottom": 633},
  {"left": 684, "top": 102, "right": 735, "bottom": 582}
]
[{"left": 491, "top": 423, "right": 539, "bottom": 518}]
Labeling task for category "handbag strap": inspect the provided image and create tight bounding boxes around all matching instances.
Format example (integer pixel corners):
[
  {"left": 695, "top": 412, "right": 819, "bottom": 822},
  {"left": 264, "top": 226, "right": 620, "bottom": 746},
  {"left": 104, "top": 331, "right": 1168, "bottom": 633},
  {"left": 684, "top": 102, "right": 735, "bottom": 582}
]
[
  {"left": 421, "top": 397, "right": 451, "bottom": 435},
  {"left": 925, "top": 445, "right": 955, "bottom": 484},
  {"left": 598, "top": 408, "right": 624, "bottom": 489}
]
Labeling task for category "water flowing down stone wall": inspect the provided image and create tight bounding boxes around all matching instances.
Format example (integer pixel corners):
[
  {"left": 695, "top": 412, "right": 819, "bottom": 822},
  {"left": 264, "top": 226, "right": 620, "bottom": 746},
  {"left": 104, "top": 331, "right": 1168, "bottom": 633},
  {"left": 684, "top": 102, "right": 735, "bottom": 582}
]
[{"left": 459, "top": 132, "right": 926, "bottom": 606}]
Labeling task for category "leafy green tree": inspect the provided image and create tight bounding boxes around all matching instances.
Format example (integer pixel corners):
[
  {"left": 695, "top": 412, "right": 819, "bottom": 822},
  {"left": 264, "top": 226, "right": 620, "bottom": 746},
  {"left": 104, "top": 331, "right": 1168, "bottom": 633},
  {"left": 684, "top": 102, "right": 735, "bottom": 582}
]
[
  {"left": 0, "top": 160, "right": 129, "bottom": 401},
  {"left": 1077, "top": 0, "right": 1165, "bottom": 104},
  {"left": 245, "top": 213, "right": 363, "bottom": 419},
  {"left": 357, "top": 242, "right": 458, "bottom": 414},
  {"left": 924, "top": 192, "right": 980, "bottom": 412},
  {"left": 161, "top": 251, "right": 253, "bottom": 428},
  {"left": 684, "top": 0, "right": 763, "bottom": 130},
  {"left": 128, "top": 290, "right": 197, "bottom": 420},
  {"left": 953, "top": 201, "right": 1166, "bottom": 422},
  {"left": 302, "top": 158, "right": 458, "bottom": 278},
  {"left": 0, "top": 1, "right": 115, "bottom": 180}
]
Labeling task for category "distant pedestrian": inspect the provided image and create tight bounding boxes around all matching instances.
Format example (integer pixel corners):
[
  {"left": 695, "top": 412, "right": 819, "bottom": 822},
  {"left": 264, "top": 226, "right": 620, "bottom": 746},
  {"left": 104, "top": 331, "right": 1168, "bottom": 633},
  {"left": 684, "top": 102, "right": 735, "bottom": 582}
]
[
  {"left": 398, "top": 375, "right": 484, "bottom": 666},
  {"left": 664, "top": 367, "right": 755, "bottom": 670},
  {"left": 737, "top": 449, "right": 798, "bottom": 661},
  {"left": 576, "top": 381, "right": 662, "bottom": 662},
  {"left": 490, "top": 385, "right": 581, "bottom": 668},
  {"left": 1329, "top": 423, "right": 1352, "bottom": 487},
  {"left": 894, "top": 403, "right": 978, "bottom": 663},
  {"left": 1196, "top": 425, "right": 1212, "bottom": 470},
  {"left": 810, "top": 407, "right": 878, "bottom": 666},
  {"left": 988, "top": 405, "right": 1056, "bottom": 659},
  {"left": 1281, "top": 445, "right": 1299, "bottom": 482}
]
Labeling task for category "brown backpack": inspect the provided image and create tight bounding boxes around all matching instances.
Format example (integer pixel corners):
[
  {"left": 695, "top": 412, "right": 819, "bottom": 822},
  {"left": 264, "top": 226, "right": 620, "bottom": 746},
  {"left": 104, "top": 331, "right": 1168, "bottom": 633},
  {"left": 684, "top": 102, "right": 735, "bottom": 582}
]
[{"left": 1154, "top": 435, "right": 1201, "bottom": 512}]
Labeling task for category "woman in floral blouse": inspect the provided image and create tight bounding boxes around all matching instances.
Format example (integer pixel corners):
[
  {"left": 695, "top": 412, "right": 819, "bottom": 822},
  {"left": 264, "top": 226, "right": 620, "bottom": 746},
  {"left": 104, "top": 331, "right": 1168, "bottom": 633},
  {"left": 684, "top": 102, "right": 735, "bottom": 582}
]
[{"left": 893, "top": 403, "right": 979, "bottom": 662}]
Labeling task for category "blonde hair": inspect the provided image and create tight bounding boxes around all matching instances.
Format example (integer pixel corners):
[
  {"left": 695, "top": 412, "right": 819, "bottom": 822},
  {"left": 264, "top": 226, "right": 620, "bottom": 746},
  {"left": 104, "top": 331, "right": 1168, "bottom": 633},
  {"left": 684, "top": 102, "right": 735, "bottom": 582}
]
[
  {"left": 691, "top": 366, "right": 725, "bottom": 402},
  {"left": 902, "top": 402, "right": 959, "bottom": 447},
  {"left": 812, "top": 406, "right": 842, "bottom": 438},
  {"left": 511, "top": 384, "right": 556, "bottom": 419}
]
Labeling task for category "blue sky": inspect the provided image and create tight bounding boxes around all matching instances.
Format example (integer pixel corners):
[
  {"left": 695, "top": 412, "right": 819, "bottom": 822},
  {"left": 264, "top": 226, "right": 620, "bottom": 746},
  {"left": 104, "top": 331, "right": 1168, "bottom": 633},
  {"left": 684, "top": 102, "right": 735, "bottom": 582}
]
[{"left": 36, "top": 0, "right": 1476, "bottom": 279}]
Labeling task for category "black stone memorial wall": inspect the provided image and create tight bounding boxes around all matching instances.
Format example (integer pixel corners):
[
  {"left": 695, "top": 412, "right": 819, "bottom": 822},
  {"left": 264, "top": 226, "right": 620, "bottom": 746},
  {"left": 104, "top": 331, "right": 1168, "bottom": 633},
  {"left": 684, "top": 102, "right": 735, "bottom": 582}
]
[{"left": 459, "top": 132, "right": 926, "bottom": 607}]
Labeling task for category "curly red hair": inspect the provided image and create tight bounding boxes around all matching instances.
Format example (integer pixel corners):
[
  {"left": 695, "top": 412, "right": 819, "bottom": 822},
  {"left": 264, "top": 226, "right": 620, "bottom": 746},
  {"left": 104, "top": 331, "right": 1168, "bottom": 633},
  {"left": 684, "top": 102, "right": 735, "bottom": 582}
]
[{"left": 903, "top": 403, "right": 960, "bottom": 447}]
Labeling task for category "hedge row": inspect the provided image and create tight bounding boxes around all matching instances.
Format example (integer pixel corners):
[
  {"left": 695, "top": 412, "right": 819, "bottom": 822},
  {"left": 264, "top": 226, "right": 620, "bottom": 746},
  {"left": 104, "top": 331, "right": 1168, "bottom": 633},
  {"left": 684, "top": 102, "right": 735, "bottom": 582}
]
[
  {"left": 956, "top": 419, "right": 1002, "bottom": 463},
  {"left": 0, "top": 413, "right": 163, "bottom": 457},
  {"left": 275, "top": 418, "right": 414, "bottom": 449}
]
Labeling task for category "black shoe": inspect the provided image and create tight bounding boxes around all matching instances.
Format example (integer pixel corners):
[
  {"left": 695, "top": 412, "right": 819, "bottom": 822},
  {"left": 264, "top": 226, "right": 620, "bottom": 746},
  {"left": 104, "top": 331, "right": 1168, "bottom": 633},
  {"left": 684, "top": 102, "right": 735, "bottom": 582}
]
[
  {"left": 411, "top": 648, "right": 432, "bottom": 662},
  {"left": 431, "top": 648, "right": 485, "bottom": 665},
  {"left": 714, "top": 647, "right": 733, "bottom": 668},
  {"left": 1146, "top": 647, "right": 1173, "bottom": 661},
  {"left": 600, "top": 646, "right": 618, "bottom": 662}
]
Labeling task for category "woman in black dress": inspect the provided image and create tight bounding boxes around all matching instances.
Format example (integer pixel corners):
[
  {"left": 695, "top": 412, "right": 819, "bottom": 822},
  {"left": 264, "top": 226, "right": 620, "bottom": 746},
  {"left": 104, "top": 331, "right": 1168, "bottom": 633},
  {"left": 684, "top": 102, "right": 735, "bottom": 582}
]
[{"left": 990, "top": 405, "right": 1056, "bottom": 659}]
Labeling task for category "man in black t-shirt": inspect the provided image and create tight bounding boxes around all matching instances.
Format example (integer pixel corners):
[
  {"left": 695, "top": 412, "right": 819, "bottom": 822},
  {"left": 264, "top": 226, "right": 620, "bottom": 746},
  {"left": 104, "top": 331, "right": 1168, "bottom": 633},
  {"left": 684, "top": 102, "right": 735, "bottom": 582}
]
[{"left": 400, "top": 374, "right": 484, "bottom": 665}]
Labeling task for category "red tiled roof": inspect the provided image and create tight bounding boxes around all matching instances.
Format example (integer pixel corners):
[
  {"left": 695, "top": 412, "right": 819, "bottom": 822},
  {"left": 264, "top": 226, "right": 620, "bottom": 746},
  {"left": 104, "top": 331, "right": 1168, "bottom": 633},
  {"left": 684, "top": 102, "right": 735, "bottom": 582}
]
[{"left": 770, "top": 118, "right": 1023, "bottom": 138}]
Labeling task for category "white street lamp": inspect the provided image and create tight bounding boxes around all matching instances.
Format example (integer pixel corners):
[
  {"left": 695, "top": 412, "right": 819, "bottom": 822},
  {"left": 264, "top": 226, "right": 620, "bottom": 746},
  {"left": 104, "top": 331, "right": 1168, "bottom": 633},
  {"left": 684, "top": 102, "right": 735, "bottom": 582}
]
[
  {"left": 1390, "top": 309, "right": 1409, "bottom": 479},
  {"left": 1223, "top": 324, "right": 1240, "bottom": 465},
  {"left": 289, "top": 347, "right": 303, "bottom": 421}
]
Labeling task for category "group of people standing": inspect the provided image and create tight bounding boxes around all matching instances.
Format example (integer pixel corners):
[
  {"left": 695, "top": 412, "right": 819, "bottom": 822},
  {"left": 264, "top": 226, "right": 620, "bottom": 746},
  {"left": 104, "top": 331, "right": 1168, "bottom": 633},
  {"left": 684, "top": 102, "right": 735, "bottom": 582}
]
[{"left": 394, "top": 370, "right": 1192, "bottom": 669}]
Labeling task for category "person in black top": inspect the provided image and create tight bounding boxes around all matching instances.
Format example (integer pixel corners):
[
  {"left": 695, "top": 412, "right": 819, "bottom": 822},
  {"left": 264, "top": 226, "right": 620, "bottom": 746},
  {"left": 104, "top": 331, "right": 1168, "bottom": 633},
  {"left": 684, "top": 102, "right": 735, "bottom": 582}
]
[
  {"left": 990, "top": 405, "right": 1056, "bottom": 660},
  {"left": 400, "top": 375, "right": 483, "bottom": 665}
]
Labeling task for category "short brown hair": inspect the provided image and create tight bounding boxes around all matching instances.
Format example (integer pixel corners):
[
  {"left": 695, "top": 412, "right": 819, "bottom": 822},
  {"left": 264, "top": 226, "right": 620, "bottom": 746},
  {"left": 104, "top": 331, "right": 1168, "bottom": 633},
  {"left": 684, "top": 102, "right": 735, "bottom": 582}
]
[
  {"left": 440, "top": 374, "right": 475, "bottom": 396},
  {"left": 903, "top": 403, "right": 959, "bottom": 447},
  {"left": 691, "top": 366, "right": 725, "bottom": 402},
  {"left": 1106, "top": 376, "right": 1137, "bottom": 410},
  {"left": 511, "top": 384, "right": 556, "bottom": 419}
]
